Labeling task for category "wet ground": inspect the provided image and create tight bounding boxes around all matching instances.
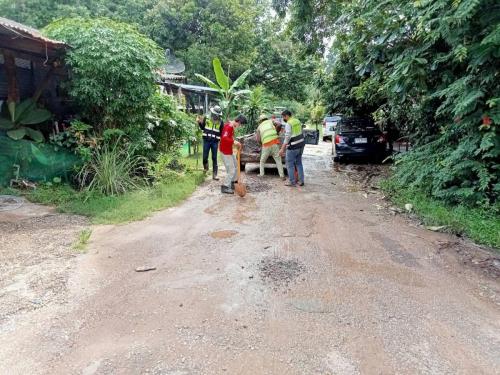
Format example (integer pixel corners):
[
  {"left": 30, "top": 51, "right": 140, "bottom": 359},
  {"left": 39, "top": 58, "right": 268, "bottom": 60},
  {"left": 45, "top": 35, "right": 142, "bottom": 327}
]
[{"left": 1, "top": 142, "right": 499, "bottom": 374}]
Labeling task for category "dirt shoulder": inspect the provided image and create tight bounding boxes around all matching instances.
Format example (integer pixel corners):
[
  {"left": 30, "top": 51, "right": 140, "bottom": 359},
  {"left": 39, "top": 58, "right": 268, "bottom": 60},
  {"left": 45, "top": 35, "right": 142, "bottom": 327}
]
[
  {"left": 0, "top": 143, "right": 499, "bottom": 374},
  {"left": 0, "top": 199, "right": 88, "bottom": 325}
]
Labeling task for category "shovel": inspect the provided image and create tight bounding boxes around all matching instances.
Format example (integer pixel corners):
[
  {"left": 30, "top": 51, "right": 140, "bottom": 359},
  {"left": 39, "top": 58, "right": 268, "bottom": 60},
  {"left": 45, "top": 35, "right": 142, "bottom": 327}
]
[{"left": 235, "top": 148, "right": 247, "bottom": 197}]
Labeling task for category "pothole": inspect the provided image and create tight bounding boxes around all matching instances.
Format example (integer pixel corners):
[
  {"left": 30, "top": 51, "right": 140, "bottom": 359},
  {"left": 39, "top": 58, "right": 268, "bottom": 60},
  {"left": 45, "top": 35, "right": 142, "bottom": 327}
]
[
  {"left": 245, "top": 179, "right": 272, "bottom": 193},
  {"left": 259, "top": 256, "right": 305, "bottom": 288},
  {"left": 210, "top": 230, "right": 238, "bottom": 239}
]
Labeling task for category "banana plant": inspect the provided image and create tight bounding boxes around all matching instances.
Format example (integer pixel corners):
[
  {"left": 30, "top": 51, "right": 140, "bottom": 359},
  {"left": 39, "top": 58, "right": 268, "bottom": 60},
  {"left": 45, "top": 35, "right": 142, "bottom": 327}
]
[
  {"left": 0, "top": 99, "right": 52, "bottom": 142},
  {"left": 195, "top": 57, "right": 251, "bottom": 119}
]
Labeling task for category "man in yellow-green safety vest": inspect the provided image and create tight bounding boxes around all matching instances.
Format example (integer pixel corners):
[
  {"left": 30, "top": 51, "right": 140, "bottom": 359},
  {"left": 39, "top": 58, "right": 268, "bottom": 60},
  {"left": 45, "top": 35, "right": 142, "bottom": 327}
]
[
  {"left": 279, "top": 109, "right": 305, "bottom": 187},
  {"left": 256, "top": 114, "right": 285, "bottom": 179},
  {"left": 197, "top": 105, "right": 224, "bottom": 180}
]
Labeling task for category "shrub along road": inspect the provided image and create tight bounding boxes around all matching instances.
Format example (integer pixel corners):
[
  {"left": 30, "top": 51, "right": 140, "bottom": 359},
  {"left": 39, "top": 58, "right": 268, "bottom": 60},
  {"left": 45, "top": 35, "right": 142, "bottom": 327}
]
[{"left": 1, "top": 143, "right": 499, "bottom": 374}]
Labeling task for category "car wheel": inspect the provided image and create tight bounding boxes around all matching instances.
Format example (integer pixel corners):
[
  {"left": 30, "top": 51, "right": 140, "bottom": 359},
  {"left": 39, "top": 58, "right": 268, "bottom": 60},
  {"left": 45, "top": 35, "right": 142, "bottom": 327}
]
[
  {"left": 376, "top": 153, "right": 386, "bottom": 164},
  {"left": 333, "top": 155, "right": 340, "bottom": 162}
]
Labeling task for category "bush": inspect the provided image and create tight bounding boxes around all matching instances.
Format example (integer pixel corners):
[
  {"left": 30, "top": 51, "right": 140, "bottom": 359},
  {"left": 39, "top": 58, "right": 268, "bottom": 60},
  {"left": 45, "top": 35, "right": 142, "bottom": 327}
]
[
  {"left": 77, "top": 141, "right": 145, "bottom": 196},
  {"left": 144, "top": 92, "right": 197, "bottom": 157},
  {"left": 147, "top": 151, "right": 186, "bottom": 183},
  {"left": 44, "top": 18, "right": 163, "bottom": 132},
  {"left": 316, "top": 0, "right": 499, "bottom": 207},
  {"left": 49, "top": 120, "right": 97, "bottom": 162}
]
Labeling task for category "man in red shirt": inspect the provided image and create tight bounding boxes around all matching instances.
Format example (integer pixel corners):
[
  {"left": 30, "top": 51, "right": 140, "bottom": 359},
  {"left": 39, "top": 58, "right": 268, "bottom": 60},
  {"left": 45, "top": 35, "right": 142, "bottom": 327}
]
[{"left": 220, "top": 114, "right": 247, "bottom": 194}]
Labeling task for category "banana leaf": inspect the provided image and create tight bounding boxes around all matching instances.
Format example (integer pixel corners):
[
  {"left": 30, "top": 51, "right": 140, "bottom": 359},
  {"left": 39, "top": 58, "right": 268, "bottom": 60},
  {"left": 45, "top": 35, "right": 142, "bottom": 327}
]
[
  {"left": 7, "top": 128, "right": 27, "bottom": 140},
  {"left": 0, "top": 117, "right": 14, "bottom": 130},
  {"left": 25, "top": 127, "right": 44, "bottom": 142},
  {"left": 195, "top": 73, "right": 222, "bottom": 92},
  {"left": 8, "top": 101, "right": 15, "bottom": 122},
  {"left": 19, "top": 108, "right": 52, "bottom": 125},
  {"left": 230, "top": 69, "right": 251, "bottom": 91},
  {"left": 213, "top": 57, "right": 229, "bottom": 91},
  {"left": 13, "top": 99, "right": 36, "bottom": 122}
]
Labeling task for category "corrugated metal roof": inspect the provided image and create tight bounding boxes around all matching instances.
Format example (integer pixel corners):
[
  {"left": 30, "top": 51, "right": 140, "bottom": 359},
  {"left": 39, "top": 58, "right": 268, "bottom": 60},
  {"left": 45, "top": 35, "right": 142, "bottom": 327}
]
[
  {"left": 166, "top": 82, "right": 219, "bottom": 93},
  {"left": 0, "top": 17, "right": 67, "bottom": 47},
  {"left": 164, "top": 73, "right": 186, "bottom": 80}
]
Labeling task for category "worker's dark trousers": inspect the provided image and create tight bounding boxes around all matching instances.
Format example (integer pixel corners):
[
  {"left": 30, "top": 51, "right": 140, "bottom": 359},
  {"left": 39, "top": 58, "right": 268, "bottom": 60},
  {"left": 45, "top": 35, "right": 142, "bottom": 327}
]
[{"left": 202, "top": 139, "right": 219, "bottom": 173}]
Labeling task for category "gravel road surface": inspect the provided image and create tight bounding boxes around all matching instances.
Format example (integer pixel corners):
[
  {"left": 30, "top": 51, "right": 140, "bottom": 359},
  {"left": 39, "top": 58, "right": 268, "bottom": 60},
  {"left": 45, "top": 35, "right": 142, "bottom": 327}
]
[{"left": 1, "top": 142, "right": 499, "bottom": 375}]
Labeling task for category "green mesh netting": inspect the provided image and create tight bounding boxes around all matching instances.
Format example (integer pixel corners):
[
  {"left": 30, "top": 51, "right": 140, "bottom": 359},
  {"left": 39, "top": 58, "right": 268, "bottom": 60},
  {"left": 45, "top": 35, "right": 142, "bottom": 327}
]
[{"left": 0, "top": 135, "right": 80, "bottom": 186}]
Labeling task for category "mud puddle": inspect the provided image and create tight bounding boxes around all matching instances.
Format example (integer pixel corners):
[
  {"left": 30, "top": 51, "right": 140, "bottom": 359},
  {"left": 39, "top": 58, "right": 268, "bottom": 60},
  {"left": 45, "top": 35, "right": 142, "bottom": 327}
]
[{"left": 210, "top": 230, "right": 238, "bottom": 239}]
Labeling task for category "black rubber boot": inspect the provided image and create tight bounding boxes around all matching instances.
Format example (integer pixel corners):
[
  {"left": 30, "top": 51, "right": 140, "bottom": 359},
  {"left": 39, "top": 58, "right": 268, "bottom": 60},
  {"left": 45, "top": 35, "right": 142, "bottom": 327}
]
[
  {"left": 212, "top": 166, "right": 219, "bottom": 181},
  {"left": 231, "top": 181, "right": 236, "bottom": 190},
  {"left": 221, "top": 185, "right": 234, "bottom": 194},
  {"left": 203, "top": 162, "right": 208, "bottom": 174}
]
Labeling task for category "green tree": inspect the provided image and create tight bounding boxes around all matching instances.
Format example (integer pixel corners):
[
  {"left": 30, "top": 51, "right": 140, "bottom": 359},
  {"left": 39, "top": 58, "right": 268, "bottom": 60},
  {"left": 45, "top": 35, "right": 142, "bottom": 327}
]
[
  {"left": 280, "top": 0, "right": 500, "bottom": 206},
  {"left": 147, "top": 92, "right": 197, "bottom": 155},
  {"left": 195, "top": 57, "right": 251, "bottom": 119},
  {"left": 0, "top": 0, "right": 312, "bottom": 102},
  {"left": 43, "top": 17, "right": 163, "bottom": 132},
  {"left": 0, "top": 0, "right": 148, "bottom": 28},
  {"left": 249, "top": 17, "right": 318, "bottom": 102},
  {"left": 144, "top": 0, "right": 261, "bottom": 80}
]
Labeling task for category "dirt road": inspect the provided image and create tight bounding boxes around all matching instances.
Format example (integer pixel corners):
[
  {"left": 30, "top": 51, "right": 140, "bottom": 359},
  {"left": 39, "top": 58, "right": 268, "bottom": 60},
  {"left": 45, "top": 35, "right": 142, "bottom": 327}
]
[{"left": 1, "top": 143, "right": 499, "bottom": 374}]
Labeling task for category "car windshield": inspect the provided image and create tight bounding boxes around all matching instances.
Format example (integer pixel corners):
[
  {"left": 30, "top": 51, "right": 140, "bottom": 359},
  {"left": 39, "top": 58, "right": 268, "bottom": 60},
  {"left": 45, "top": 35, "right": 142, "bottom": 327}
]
[{"left": 340, "top": 118, "right": 375, "bottom": 132}]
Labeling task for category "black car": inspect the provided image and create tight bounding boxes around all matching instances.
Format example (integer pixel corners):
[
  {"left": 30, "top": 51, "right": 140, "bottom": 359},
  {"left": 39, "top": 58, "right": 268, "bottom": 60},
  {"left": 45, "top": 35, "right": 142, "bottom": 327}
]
[{"left": 333, "top": 117, "right": 387, "bottom": 162}]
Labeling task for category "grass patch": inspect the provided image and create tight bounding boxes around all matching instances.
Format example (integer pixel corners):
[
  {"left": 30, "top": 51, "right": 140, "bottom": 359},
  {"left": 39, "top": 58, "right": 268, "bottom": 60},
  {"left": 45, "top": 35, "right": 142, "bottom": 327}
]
[
  {"left": 3, "top": 154, "right": 206, "bottom": 225},
  {"left": 381, "top": 180, "right": 500, "bottom": 249},
  {"left": 73, "top": 228, "right": 92, "bottom": 252},
  {"left": 25, "top": 170, "right": 204, "bottom": 224},
  {"left": 1, "top": 152, "right": 206, "bottom": 225}
]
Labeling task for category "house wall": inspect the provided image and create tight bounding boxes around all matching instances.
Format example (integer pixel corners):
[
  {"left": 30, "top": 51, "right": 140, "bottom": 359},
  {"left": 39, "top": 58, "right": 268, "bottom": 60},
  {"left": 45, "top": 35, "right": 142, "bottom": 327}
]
[{"left": 0, "top": 54, "right": 70, "bottom": 117}]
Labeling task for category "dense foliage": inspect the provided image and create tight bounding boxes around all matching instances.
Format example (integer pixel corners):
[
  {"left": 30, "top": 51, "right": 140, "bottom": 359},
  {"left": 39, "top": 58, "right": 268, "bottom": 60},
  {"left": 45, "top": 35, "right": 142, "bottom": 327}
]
[
  {"left": 2, "top": 0, "right": 315, "bottom": 102},
  {"left": 0, "top": 0, "right": 146, "bottom": 29},
  {"left": 144, "top": 0, "right": 260, "bottom": 80},
  {"left": 280, "top": 0, "right": 500, "bottom": 208},
  {"left": 248, "top": 17, "right": 317, "bottom": 101},
  {"left": 146, "top": 92, "right": 197, "bottom": 155},
  {"left": 42, "top": 18, "right": 197, "bottom": 194},
  {"left": 44, "top": 18, "right": 163, "bottom": 132}
]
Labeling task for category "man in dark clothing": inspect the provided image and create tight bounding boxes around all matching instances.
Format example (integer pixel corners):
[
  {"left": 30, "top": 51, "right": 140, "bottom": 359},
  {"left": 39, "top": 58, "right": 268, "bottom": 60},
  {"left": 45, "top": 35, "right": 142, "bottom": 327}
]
[{"left": 197, "top": 105, "right": 224, "bottom": 180}]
